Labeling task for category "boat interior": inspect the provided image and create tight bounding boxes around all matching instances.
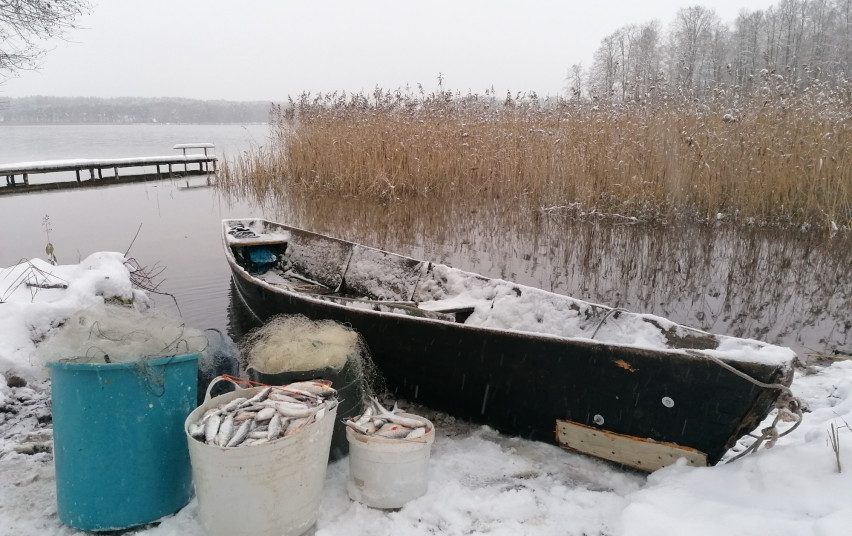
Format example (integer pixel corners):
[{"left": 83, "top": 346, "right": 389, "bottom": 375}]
[{"left": 224, "top": 219, "right": 774, "bottom": 356}]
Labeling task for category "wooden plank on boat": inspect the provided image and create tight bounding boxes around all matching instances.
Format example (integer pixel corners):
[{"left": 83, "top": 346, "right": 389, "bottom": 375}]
[
  {"left": 226, "top": 236, "right": 289, "bottom": 247},
  {"left": 555, "top": 419, "right": 707, "bottom": 472}
]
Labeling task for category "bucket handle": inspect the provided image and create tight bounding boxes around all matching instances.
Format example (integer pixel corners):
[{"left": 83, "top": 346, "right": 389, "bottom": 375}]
[{"left": 204, "top": 374, "right": 269, "bottom": 403}]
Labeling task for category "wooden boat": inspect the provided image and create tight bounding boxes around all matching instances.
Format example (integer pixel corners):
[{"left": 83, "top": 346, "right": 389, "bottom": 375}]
[{"left": 222, "top": 218, "right": 796, "bottom": 471}]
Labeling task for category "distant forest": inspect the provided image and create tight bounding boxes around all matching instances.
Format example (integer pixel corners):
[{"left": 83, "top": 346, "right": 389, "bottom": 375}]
[
  {"left": 572, "top": 0, "right": 850, "bottom": 100},
  {"left": 0, "top": 97, "right": 272, "bottom": 124}
]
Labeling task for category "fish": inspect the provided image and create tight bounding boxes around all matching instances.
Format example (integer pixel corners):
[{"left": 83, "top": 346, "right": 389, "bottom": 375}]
[
  {"left": 226, "top": 420, "right": 251, "bottom": 447},
  {"left": 191, "top": 379, "right": 337, "bottom": 447},
  {"left": 220, "top": 397, "right": 247, "bottom": 413},
  {"left": 255, "top": 407, "right": 277, "bottom": 421},
  {"left": 345, "top": 399, "right": 431, "bottom": 441},
  {"left": 375, "top": 423, "right": 411, "bottom": 439},
  {"left": 204, "top": 414, "right": 221, "bottom": 444},
  {"left": 267, "top": 413, "right": 283, "bottom": 440},
  {"left": 274, "top": 401, "right": 317, "bottom": 419},
  {"left": 283, "top": 380, "right": 336, "bottom": 397},
  {"left": 405, "top": 427, "right": 427, "bottom": 440},
  {"left": 189, "top": 422, "right": 205, "bottom": 438},
  {"left": 216, "top": 415, "right": 234, "bottom": 447},
  {"left": 242, "top": 387, "right": 272, "bottom": 407},
  {"left": 200, "top": 407, "right": 221, "bottom": 423},
  {"left": 354, "top": 407, "right": 374, "bottom": 426}
]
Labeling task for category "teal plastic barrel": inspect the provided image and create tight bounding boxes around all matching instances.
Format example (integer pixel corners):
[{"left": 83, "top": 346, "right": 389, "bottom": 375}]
[{"left": 48, "top": 353, "right": 199, "bottom": 532}]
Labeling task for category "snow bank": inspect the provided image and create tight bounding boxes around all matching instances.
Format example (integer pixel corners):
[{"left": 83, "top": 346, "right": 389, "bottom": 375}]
[
  {"left": 0, "top": 253, "right": 145, "bottom": 377},
  {"left": 619, "top": 360, "right": 852, "bottom": 536}
]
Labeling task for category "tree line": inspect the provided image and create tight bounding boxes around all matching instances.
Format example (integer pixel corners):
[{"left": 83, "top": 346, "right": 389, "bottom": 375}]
[
  {"left": 0, "top": 96, "right": 272, "bottom": 124},
  {"left": 573, "top": 0, "right": 851, "bottom": 100}
]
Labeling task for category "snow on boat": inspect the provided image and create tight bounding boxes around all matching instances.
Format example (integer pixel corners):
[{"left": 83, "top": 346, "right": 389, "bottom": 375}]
[{"left": 222, "top": 218, "right": 796, "bottom": 470}]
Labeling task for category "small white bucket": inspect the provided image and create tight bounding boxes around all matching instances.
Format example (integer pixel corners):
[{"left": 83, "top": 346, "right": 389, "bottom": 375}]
[
  {"left": 185, "top": 378, "right": 337, "bottom": 536},
  {"left": 345, "top": 413, "right": 435, "bottom": 509}
]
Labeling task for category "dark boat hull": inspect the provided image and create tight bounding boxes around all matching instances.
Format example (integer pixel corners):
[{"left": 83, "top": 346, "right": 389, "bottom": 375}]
[{"left": 227, "top": 263, "right": 790, "bottom": 465}]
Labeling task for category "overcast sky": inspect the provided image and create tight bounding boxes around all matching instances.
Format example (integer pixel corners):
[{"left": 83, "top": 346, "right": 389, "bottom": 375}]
[{"left": 3, "top": 0, "right": 777, "bottom": 101}]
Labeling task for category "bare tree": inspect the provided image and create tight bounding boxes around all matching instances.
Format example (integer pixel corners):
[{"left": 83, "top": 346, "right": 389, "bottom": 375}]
[{"left": 0, "top": 0, "right": 90, "bottom": 80}]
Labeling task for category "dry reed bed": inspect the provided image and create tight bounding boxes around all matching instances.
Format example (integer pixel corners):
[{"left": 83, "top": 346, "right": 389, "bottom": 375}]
[{"left": 220, "top": 85, "right": 851, "bottom": 230}]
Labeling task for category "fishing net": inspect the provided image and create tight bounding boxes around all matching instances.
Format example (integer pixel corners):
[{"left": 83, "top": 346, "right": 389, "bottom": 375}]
[
  {"left": 36, "top": 304, "right": 208, "bottom": 365},
  {"left": 241, "top": 314, "right": 384, "bottom": 399}
]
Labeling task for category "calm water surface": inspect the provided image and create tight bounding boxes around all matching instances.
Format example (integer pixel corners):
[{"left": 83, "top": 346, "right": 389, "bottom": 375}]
[{"left": 0, "top": 124, "right": 848, "bottom": 357}]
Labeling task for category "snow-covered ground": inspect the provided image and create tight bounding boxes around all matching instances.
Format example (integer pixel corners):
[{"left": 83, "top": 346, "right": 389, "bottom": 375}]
[{"left": 1, "top": 255, "right": 850, "bottom": 536}]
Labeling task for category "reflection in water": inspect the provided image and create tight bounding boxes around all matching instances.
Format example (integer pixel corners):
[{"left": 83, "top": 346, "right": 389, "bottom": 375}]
[{"left": 236, "top": 193, "right": 850, "bottom": 357}]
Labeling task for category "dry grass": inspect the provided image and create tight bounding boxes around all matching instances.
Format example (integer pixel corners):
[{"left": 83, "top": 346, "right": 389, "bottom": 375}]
[{"left": 220, "top": 83, "right": 851, "bottom": 230}]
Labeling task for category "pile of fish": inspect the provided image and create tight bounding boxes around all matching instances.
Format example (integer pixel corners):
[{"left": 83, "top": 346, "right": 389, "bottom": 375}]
[
  {"left": 344, "top": 398, "right": 431, "bottom": 440},
  {"left": 188, "top": 380, "right": 337, "bottom": 448}
]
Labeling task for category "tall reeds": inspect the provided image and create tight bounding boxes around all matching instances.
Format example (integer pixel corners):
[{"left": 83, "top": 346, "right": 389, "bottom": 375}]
[{"left": 220, "top": 83, "right": 850, "bottom": 230}]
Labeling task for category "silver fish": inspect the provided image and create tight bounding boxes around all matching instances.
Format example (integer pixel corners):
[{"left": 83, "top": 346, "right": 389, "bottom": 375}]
[
  {"left": 405, "top": 427, "right": 427, "bottom": 440},
  {"left": 234, "top": 411, "right": 257, "bottom": 422},
  {"left": 255, "top": 407, "right": 277, "bottom": 421},
  {"left": 354, "top": 407, "right": 374, "bottom": 426},
  {"left": 226, "top": 420, "right": 251, "bottom": 447},
  {"left": 216, "top": 415, "right": 234, "bottom": 447},
  {"left": 375, "top": 423, "right": 411, "bottom": 439},
  {"left": 382, "top": 413, "right": 425, "bottom": 429},
  {"left": 242, "top": 387, "right": 272, "bottom": 407},
  {"left": 200, "top": 407, "right": 221, "bottom": 423},
  {"left": 275, "top": 402, "right": 316, "bottom": 419},
  {"left": 189, "top": 422, "right": 205, "bottom": 438},
  {"left": 344, "top": 420, "right": 370, "bottom": 435},
  {"left": 204, "top": 414, "right": 221, "bottom": 443},
  {"left": 267, "top": 413, "right": 282, "bottom": 440},
  {"left": 284, "top": 380, "right": 336, "bottom": 397},
  {"left": 268, "top": 392, "right": 305, "bottom": 405},
  {"left": 221, "top": 397, "right": 247, "bottom": 413},
  {"left": 248, "top": 430, "right": 268, "bottom": 439}
]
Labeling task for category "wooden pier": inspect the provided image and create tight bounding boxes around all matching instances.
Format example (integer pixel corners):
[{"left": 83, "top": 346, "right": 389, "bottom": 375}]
[{"left": 0, "top": 145, "right": 218, "bottom": 195}]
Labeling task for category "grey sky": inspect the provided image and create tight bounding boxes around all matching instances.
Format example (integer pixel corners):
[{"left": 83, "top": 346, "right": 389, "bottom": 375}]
[{"left": 3, "top": 0, "right": 777, "bottom": 100}]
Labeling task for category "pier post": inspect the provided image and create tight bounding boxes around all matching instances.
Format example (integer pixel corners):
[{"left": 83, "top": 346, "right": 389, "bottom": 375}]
[
  {"left": 97, "top": 168, "right": 103, "bottom": 180},
  {"left": 22, "top": 173, "right": 28, "bottom": 185},
  {"left": 168, "top": 163, "right": 172, "bottom": 174},
  {"left": 156, "top": 164, "right": 161, "bottom": 177},
  {"left": 114, "top": 166, "right": 119, "bottom": 178},
  {"left": 76, "top": 169, "right": 81, "bottom": 182},
  {"left": 90, "top": 168, "right": 95, "bottom": 180}
]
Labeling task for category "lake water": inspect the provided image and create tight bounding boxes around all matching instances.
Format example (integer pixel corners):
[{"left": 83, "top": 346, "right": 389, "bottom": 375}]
[{"left": 0, "top": 124, "right": 849, "bottom": 358}]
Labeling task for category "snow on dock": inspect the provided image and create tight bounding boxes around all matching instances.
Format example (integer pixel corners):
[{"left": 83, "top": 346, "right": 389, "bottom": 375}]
[{"left": 1, "top": 143, "right": 218, "bottom": 191}]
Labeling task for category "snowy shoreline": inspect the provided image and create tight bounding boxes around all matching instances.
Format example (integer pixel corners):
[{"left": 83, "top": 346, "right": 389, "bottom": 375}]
[{"left": 1, "top": 254, "right": 850, "bottom": 535}]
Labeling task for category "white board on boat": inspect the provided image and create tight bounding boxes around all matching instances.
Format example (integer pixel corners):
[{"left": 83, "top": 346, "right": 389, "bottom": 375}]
[{"left": 556, "top": 419, "right": 708, "bottom": 472}]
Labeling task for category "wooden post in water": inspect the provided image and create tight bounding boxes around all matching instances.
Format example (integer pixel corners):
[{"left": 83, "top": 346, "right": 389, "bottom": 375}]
[
  {"left": 168, "top": 163, "right": 173, "bottom": 175},
  {"left": 75, "top": 169, "right": 81, "bottom": 182},
  {"left": 22, "top": 173, "right": 28, "bottom": 185},
  {"left": 97, "top": 168, "right": 103, "bottom": 180},
  {"left": 114, "top": 166, "right": 119, "bottom": 178},
  {"left": 89, "top": 168, "right": 96, "bottom": 180},
  {"left": 182, "top": 148, "right": 188, "bottom": 173},
  {"left": 156, "top": 164, "right": 161, "bottom": 177}
]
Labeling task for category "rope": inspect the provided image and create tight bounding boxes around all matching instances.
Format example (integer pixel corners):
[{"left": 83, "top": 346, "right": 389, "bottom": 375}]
[
  {"left": 685, "top": 349, "right": 803, "bottom": 461},
  {"left": 590, "top": 307, "right": 628, "bottom": 340}
]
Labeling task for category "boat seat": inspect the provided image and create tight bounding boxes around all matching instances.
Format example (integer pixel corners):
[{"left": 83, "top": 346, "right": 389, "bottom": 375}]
[
  {"left": 340, "top": 245, "right": 427, "bottom": 302},
  {"left": 280, "top": 230, "right": 353, "bottom": 289}
]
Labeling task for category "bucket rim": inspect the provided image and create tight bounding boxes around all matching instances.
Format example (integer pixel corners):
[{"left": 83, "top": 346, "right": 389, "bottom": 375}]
[{"left": 46, "top": 352, "right": 200, "bottom": 370}]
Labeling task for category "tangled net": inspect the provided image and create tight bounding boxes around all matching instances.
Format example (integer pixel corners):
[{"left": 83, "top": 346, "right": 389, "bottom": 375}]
[{"left": 241, "top": 314, "right": 384, "bottom": 399}]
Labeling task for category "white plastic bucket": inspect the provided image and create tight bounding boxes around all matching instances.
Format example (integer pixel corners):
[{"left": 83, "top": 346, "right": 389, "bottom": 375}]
[
  {"left": 346, "top": 414, "right": 434, "bottom": 509},
  {"left": 185, "top": 379, "right": 337, "bottom": 536}
]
